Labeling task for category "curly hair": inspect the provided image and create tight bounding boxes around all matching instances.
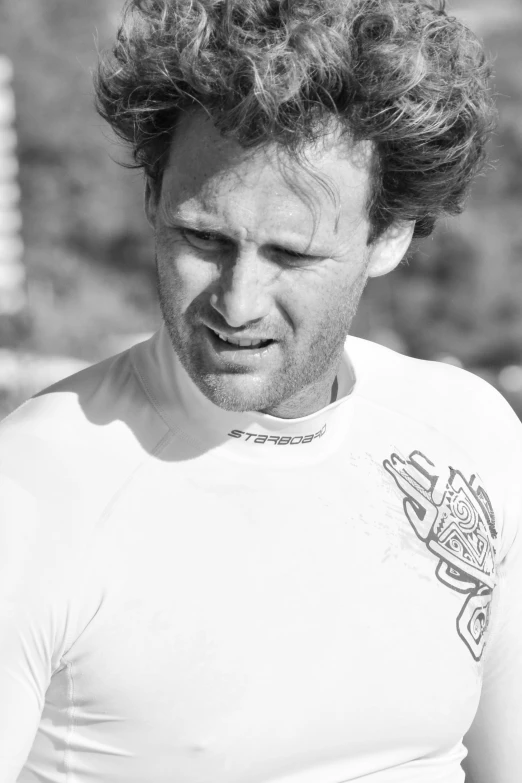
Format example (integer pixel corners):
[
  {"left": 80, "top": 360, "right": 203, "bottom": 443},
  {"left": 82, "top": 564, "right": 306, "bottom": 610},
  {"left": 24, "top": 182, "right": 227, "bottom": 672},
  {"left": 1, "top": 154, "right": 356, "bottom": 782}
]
[{"left": 94, "top": 0, "right": 496, "bottom": 242}]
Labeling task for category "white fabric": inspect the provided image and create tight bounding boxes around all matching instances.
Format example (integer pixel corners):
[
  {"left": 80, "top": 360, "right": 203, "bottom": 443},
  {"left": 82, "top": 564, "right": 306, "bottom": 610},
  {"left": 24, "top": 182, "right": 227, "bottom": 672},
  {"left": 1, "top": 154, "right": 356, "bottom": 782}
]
[{"left": 0, "top": 324, "right": 520, "bottom": 783}]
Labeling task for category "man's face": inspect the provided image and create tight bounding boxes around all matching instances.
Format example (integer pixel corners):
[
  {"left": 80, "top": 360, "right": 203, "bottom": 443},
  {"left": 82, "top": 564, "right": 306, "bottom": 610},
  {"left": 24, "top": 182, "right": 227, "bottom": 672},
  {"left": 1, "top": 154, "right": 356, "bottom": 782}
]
[{"left": 148, "top": 112, "right": 407, "bottom": 417}]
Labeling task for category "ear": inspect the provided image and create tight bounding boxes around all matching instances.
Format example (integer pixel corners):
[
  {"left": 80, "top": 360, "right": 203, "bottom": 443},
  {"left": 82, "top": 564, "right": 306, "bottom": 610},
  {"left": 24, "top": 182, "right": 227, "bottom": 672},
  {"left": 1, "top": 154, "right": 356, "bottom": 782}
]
[
  {"left": 144, "top": 178, "right": 158, "bottom": 229},
  {"left": 366, "top": 221, "right": 415, "bottom": 279}
]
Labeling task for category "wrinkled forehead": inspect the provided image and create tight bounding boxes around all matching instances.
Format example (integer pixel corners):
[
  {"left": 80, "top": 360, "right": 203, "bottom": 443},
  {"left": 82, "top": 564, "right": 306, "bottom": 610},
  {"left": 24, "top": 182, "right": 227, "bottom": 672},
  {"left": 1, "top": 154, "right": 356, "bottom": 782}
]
[{"left": 160, "top": 111, "right": 373, "bottom": 239}]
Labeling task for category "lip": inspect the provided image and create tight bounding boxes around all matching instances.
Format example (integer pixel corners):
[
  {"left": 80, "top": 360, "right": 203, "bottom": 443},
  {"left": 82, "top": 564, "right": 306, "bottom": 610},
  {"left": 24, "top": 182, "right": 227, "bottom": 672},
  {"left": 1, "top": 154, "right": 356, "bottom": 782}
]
[
  {"left": 206, "top": 325, "right": 273, "bottom": 345},
  {"left": 203, "top": 326, "right": 277, "bottom": 366}
]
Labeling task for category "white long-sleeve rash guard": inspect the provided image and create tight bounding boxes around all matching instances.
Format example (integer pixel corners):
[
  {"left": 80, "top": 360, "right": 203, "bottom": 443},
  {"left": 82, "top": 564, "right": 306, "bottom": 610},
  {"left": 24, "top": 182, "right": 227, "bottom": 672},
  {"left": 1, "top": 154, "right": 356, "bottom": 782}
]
[{"left": 0, "top": 324, "right": 521, "bottom": 783}]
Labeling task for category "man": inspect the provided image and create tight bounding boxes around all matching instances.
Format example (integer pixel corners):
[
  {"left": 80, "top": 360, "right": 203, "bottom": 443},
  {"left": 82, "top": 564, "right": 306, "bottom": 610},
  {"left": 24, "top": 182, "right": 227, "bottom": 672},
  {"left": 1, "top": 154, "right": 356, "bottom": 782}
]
[{"left": 0, "top": 1, "right": 519, "bottom": 781}]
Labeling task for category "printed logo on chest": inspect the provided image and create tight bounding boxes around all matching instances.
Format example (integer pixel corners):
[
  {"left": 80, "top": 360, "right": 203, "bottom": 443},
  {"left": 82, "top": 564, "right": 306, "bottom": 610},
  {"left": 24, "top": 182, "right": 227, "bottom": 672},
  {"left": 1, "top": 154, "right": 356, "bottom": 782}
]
[{"left": 383, "top": 450, "right": 497, "bottom": 661}]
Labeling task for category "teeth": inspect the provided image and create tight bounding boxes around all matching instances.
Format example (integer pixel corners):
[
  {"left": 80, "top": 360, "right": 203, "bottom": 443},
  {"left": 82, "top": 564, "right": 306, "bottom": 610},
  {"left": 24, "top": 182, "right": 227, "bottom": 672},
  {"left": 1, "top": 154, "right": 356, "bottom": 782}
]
[{"left": 215, "top": 331, "right": 265, "bottom": 348}]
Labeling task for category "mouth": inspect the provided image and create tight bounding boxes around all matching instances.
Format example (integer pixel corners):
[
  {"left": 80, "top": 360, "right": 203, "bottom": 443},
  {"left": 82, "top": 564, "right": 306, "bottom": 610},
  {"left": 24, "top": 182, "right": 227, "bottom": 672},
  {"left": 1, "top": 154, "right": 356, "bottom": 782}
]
[
  {"left": 204, "top": 326, "right": 277, "bottom": 363},
  {"left": 207, "top": 326, "right": 274, "bottom": 349}
]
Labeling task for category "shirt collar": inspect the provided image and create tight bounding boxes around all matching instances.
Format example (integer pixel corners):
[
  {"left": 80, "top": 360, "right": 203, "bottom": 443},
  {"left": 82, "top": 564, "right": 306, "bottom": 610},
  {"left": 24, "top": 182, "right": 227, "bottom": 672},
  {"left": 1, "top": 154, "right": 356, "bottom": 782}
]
[{"left": 132, "top": 323, "right": 357, "bottom": 465}]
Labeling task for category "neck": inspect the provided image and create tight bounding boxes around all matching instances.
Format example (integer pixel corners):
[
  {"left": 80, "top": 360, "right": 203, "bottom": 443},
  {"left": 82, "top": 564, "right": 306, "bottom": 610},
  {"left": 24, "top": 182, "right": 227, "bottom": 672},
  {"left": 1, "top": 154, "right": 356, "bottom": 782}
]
[
  {"left": 131, "top": 325, "right": 358, "bottom": 466},
  {"left": 330, "top": 375, "right": 339, "bottom": 404},
  {"left": 258, "top": 371, "right": 341, "bottom": 419}
]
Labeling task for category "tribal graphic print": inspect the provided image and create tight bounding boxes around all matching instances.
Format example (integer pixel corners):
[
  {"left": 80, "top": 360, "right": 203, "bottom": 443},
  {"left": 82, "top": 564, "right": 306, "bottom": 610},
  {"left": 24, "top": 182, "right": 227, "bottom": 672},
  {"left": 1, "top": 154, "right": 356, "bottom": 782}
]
[{"left": 384, "top": 450, "right": 498, "bottom": 661}]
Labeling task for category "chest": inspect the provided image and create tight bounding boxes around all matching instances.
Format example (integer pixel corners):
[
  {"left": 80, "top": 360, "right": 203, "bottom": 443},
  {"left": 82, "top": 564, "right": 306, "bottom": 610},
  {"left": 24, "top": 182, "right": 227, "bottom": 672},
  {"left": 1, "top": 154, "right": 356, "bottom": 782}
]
[{"left": 53, "top": 445, "right": 495, "bottom": 778}]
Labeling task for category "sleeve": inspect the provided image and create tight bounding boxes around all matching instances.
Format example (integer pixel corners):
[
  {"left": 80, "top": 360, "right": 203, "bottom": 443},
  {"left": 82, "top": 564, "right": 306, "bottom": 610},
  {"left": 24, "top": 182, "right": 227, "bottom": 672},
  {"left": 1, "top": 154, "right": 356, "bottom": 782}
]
[
  {"left": 0, "top": 475, "right": 51, "bottom": 781},
  {"left": 0, "top": 476, "right": 51, "bottom": 783},
  {"left": 0, "top": 446, "right": 86, "bottom": 783},
  {"left": 462, "top": 416, "right": 522, "bottom": 783}
]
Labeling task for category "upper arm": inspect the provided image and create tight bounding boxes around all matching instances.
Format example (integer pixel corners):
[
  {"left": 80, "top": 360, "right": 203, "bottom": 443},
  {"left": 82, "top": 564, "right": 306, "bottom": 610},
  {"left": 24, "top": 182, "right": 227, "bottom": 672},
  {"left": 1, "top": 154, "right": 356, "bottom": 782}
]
[
  {"left": 0, "top": 475, "right": 57, "bottom": 781},
  {"left": 462, "top": 451, "right": 522, "bottom": 783}
]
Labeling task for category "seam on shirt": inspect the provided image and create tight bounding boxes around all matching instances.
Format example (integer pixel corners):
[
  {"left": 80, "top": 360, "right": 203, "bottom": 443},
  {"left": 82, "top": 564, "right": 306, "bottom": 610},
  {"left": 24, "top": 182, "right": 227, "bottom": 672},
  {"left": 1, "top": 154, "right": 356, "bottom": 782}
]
[
  {"left": 353, "top": 390, "right": 517, "bottom": 670},
  {"left": 60, "top": 430, "right": 175, "bottom": 652},
  {"left": 129, "top": 343, "right": 353, "bottom": 462},
  {"left": 351, "top": 390, "right": 500, "bottom": 480},
  {"left": 480, "top": 559, "right": 508, "bottom": 669},
  {"left": 59, "top": 427, "right": 176, "bottom": 660},
  {"left": 130, "top": 346, "right": 174, "bottom": 433},
  {"left": 63, "top": 659, "right": 76, "bottom": 783},
  {"left": 131, "top": 335, "right": 513, "bottom": 559},
  {"left": 92, "top": 428, "right": 176, "bottom": 532},
  {"left": 129, "top": 344, "right": 245, "bottom": 454}
]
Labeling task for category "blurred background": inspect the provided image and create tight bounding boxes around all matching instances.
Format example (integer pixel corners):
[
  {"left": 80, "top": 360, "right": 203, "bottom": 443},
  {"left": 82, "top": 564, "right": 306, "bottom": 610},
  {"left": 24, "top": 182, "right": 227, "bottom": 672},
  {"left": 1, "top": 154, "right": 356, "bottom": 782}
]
[{"left": 0, "top": 0, "right": 521, "bottom": 420}]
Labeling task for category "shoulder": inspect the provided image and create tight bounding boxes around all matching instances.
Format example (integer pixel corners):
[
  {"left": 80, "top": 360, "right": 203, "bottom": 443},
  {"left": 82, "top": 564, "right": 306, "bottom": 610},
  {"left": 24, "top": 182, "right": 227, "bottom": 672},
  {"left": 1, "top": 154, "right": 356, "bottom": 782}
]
[
  {"left": 0, "top": 338, "right": 170, "bottom": 515},
  {"left": 0, "top": 350, "right": 153, "bottom": 672},
  {"left": 346, "top": 336, "right": 522, "bottom": 559},
  {"left": 346, "top": 335, "right": 520, "bottom": 449}
]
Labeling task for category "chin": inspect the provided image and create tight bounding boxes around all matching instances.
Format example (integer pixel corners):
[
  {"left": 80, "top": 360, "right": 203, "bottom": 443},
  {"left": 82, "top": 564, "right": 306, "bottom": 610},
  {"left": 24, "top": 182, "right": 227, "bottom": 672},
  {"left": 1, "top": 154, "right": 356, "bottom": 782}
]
[{"left": 195, "top": 373, "right": 281, "bottom": 413}]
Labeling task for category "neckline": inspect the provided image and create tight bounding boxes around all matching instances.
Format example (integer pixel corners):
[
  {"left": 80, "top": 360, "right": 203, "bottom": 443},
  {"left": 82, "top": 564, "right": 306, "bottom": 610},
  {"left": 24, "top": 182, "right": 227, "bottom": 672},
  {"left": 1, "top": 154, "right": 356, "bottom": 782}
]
[{"left": 133, "top": 324, "right": 358, "bottom": 465}]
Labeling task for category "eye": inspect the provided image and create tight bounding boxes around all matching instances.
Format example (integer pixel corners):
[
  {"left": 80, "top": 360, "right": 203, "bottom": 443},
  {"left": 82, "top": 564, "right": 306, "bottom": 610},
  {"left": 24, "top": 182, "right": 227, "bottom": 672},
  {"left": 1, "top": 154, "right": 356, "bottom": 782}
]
[
  {"left": 283, "top": 249, "right": 307, "bottom": 260},
  {"left": 275, "top": 247, "right": 316, "bottom": 266},
  {"left": 179, "top": 228, "right": 227, "bottom": 251}
]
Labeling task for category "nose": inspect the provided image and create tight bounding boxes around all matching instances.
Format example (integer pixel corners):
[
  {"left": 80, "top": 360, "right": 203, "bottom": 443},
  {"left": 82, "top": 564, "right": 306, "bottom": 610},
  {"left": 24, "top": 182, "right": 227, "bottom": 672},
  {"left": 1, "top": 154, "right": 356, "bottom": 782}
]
[{"left": 210, "top": 249, "right": 272, "bottom": 328}]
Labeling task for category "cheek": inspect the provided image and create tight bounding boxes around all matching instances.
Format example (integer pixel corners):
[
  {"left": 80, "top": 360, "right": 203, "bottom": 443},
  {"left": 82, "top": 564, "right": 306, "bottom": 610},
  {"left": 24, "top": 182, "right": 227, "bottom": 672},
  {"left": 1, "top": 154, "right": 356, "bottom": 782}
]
[
  {"left": 157, "top": 241, "right": 213, "bottom": 301},
  {"left": 282, "top": 265, "right": 364, "bottom": 332}
]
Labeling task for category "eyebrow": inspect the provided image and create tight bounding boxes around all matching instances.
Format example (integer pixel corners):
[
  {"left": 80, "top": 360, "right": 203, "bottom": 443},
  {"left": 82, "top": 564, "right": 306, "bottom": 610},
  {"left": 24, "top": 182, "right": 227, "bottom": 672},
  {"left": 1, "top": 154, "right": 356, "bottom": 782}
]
[
  {"left": 180, "top": 215, "right": 223, "bottom": 231},
  {"left": 165, "top": 210, "right": 225, "bottom": 233}
]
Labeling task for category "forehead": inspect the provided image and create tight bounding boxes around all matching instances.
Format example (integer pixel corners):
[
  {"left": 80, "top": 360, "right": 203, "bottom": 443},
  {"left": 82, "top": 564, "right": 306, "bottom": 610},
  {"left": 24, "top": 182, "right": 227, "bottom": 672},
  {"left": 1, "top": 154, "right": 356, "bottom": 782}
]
[{"left": 160, "top": 112, "right": 372, "bottom": 245}]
